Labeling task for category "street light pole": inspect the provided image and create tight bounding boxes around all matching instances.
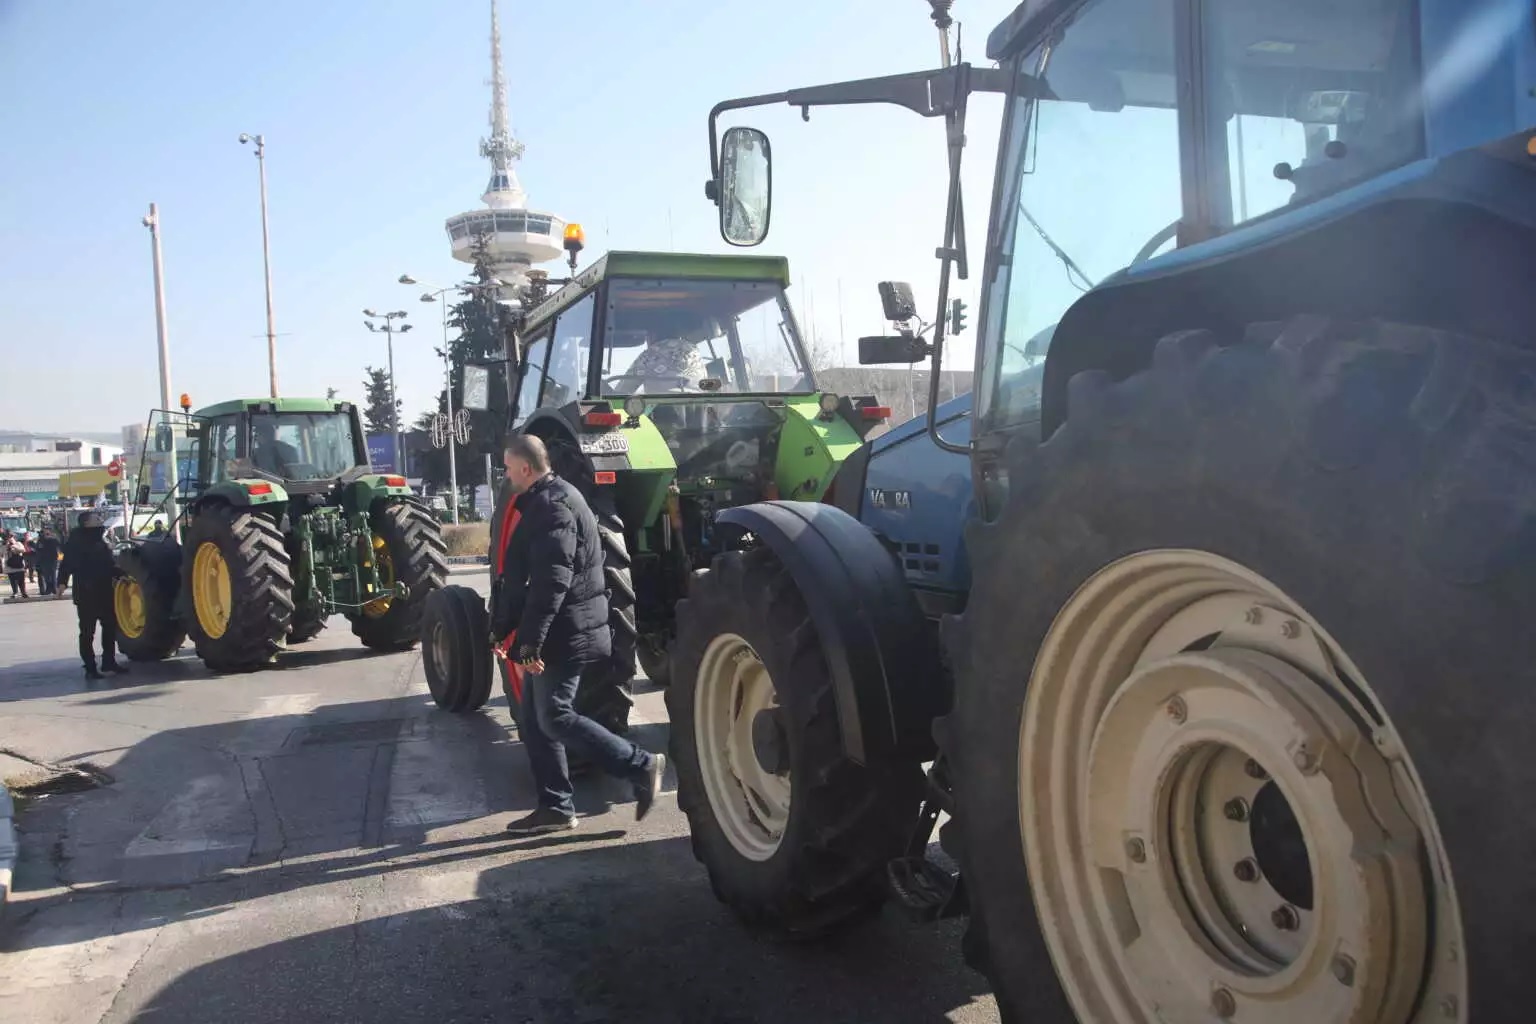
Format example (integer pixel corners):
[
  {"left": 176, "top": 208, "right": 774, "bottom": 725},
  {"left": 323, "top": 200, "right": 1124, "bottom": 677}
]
[
  {"left": 399, "top": 274, "right": 504, "bottom": 527},
  {"left": 239, "top": 132, "right": 278, "bottom": 398},
  {"left": 141, "top": 203, "right": 178, "bottom": 532},
  {"left": 363, "top": 310, "right": 412, "bottom": 477}
]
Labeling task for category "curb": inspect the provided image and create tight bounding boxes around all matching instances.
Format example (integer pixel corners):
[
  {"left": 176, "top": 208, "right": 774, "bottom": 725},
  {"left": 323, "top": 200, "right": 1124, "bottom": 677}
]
[
  {"left": 446, "top": 556, "right": 488, "bottom": 565},
  {"left": 0, "top": 785, "right": 15, "bottom": 916}
]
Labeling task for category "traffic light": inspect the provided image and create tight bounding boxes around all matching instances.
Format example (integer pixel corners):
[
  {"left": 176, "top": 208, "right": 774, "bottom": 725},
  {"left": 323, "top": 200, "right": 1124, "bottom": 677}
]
[{"left": 950, "top": 297, "right": 969, "bottom": 335}]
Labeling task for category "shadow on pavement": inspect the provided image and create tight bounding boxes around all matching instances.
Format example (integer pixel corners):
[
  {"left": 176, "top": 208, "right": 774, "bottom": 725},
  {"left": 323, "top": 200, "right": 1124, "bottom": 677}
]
[{"left": 120, "top": 835, "right": 994, "bottom": 1024}]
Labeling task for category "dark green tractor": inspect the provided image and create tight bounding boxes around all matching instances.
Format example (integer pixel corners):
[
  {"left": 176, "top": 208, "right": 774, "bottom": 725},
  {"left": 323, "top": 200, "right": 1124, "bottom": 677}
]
[
  {"left": 112, "top": 398, "right": 448, "bottom": 672},
  {"left": 422, "top": 250, "right": 888, "bottom": 724}
]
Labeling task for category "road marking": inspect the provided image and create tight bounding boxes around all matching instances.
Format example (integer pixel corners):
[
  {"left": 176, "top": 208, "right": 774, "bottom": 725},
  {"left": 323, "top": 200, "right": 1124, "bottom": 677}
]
[
  {"left": 384, "top": 736, "right": 489, "bottom": 829},
  {"left": 124, "top": 774, "right": 252, "bottom": 859},
  {"left": 239, "top": 692, "right": 320, "bottom": 720}
]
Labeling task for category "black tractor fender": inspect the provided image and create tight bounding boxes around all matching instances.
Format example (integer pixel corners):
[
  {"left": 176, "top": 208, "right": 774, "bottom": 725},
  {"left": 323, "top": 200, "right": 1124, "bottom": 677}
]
[{"left": 716, "top": 501, "right": 945, "bottom": 766}]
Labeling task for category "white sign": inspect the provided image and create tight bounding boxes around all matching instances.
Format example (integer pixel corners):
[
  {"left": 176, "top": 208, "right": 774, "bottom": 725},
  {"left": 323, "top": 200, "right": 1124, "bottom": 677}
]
[
  {"left": 474, "top": 484, "right": 494, "bottom": 519},
  {"left": 462, "top": 365, "right": 490, "bottom": 411}
]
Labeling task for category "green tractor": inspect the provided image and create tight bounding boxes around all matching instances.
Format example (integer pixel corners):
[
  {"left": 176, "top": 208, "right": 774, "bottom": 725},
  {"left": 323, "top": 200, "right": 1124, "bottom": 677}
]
[
  {"left": 422, "top": 250, "right": 888, "bottom": 724},
  {"left": 113, "top": 397, "right": 449, "bottom": 672}
]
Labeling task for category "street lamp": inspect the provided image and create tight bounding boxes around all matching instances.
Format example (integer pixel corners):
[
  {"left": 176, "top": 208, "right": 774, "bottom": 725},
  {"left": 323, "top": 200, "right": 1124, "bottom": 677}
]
[
  {"left": 141, "top": 203, "right": 178, "bottom": 534},
  {"left": 238, "top": 132, "right": 278, "bottom": 398},
  {"left": 363, "top": 310, "right": 411, "bottom": 477},
  {"left": 398, "top": 274, "right": 506, "bottom": 525}
]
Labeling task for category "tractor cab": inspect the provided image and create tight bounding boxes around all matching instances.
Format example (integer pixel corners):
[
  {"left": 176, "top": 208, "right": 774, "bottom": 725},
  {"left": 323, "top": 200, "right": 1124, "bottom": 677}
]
[{"left": 193, "top": 399, "right": 369, "bottom": 494}]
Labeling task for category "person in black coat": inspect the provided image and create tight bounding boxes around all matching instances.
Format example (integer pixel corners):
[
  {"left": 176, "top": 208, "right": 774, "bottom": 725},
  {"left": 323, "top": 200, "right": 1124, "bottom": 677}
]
[
  {"left": 491, "top": 433, "right": 665, "bottom": 835},
  {"left": 57, "top": 511, "right": 128, "bottom": 679},
  {"left": 33, "top": 527, "right": 60, "bottom": 595}
]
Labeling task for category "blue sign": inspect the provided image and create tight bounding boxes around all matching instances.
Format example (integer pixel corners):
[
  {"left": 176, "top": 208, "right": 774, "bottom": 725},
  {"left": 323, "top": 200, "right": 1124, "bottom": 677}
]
[{"left": 367, "top": 434, "right": 399, "bottom": 473}]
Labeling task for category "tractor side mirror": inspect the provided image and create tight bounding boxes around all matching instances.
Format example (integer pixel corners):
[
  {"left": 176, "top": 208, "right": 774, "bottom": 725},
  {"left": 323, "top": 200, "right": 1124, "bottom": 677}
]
[
  {"left": 878, "top": 281, "right": 918, "bottom": 324},
  {"left": 154, "top": 424, "right": 173, "bottom": 452},
  {"left": 859, "top": 335, "right": 929, "bottom": 365},
  {"left": 715, "top": 126, "right": 772, "bottom": 247},
  {"left": 136, "top": 483, "right": 152, "bottom": 506}
]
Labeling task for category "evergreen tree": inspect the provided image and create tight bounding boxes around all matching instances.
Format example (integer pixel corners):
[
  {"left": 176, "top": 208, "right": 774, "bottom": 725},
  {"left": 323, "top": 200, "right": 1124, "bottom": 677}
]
[
  {"left": 361, "top": 366, "right": 400, "bottom": 436},
  {"left": 444, "top": 232, "right": 512, "bottom": 490}
]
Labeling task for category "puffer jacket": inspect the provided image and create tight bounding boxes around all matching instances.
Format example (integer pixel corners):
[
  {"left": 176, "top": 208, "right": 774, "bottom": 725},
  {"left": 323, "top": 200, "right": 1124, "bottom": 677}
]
[{"left": 490, "top": 473, "right": 611, "bottom": 667}]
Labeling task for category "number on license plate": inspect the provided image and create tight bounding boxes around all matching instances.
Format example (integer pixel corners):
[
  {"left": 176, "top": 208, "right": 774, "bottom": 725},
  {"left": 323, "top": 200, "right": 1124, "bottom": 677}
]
[{"left": 579, "top": 432, "right": 629, "bottom": 455}]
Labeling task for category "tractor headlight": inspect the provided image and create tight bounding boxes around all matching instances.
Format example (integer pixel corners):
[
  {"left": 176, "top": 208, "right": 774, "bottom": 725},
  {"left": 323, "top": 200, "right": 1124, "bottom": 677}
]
[
  {"left": 623, "top": 396, "right": 646, "bottom": 419},
  {"left": 818, "top": 393, "right": 840, "bottom": 416}
]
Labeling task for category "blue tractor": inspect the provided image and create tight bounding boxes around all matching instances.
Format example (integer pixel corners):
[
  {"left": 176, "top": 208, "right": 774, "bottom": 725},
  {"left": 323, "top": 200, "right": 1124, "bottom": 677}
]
[{"left": 664, "top": 1, "right": 1536, "bottom": 1020}]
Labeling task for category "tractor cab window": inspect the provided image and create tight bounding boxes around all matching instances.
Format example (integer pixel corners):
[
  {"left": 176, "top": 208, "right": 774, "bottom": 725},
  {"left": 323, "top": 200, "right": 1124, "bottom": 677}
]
[
  {"left": 601, "top": 279, "right": 813, "bottom": 396},
  {"left": 976, "top": 0, "right": 1182, "bottom": 435},
  {"left": 1204, "top": 0, "right": 1422, "bottom": 227},
  {"left": 206, "top": 417, "right": 240, "bottom": 483},
  {"left": 544, "top": 294, "right": 596, "bottom": 407},
  {"left": 249, "top": 413, "right": 359, "bottom": 481},
  {"left": 513, "top": 334, "right": 551, "bottom": 425}
]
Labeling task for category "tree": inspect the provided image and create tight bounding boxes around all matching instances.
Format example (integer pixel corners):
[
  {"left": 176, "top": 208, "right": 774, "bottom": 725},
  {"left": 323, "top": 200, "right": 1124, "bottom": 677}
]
[
  {"left": 443, "top": 232, "right": 511, "bottom": 491},
  {"left": 361, "top": 366, "right": 400, "bottom": 436}
]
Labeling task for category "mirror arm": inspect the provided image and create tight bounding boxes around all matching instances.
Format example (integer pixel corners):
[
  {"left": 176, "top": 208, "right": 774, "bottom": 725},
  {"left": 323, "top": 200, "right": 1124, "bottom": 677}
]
[{"left": 707, "top": 64, "right": 1014, "bottom": 199}]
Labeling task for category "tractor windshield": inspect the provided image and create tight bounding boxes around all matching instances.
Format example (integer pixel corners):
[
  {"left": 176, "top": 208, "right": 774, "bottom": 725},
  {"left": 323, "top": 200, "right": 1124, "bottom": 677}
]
[
  {"left": 600, "top": 278, "right": 813, "bottom": 396},
  {"left": 248, "top": 412, "right": 362, "bottom": 481},
  {"left": 975, "top": 0, "right": 1422, "bottom": 436}
]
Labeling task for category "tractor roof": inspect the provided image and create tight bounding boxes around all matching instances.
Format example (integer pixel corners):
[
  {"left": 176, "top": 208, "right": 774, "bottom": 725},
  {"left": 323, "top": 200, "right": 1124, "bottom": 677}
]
[
  {"left": 522, "top": 250, "right": 791, "bottom": 336},
  {"left": 194, "top": 397, "right": 352, "bottom": 418}
]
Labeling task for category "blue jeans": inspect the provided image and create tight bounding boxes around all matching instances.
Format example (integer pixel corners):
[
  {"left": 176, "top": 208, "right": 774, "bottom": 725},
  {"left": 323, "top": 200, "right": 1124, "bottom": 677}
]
[{"left": 520, "top": 660, "right": 653, "bottom": 817}]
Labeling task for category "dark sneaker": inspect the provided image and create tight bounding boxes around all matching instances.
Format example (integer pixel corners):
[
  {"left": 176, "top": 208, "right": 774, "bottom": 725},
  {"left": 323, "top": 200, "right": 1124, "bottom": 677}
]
[
  {"left": 504, "top": 807, "right": 577, "bottom": 836},
  {"left": 83, "top": 667, "right": 103, "bottom": 680},
  {"left": 635, "top": 752, "right": 666, "bottom": 822},
  {"left": 101, "top": 662, "right": 128, "bottom": 674}
]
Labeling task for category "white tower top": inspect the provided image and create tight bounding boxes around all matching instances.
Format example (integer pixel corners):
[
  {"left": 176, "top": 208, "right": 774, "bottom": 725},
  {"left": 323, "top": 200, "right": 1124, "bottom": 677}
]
[{"left": 446, "top": 0, "right": 563, "bottom": 293}]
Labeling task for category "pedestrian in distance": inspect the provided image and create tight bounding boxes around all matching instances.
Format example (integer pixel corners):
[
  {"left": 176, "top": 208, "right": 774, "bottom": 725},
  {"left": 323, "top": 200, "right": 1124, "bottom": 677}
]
[
  {"left": 4, "top": 537, "right": 26, "bottom": 598},
  {"left": 57, "top": 511, "right": 128, "bottom": 679},
  {"left": 492, "top": 432, "right": 665, "bottom": 836},
  {"left": 23, "top": 534, "right": 37, "bottom": 585},
  {"left": 34, "top": 527, "right": 60, "bottom": 596}
]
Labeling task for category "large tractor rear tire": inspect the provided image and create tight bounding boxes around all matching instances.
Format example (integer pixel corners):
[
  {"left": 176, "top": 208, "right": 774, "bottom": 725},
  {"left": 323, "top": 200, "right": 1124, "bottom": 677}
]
[
  {"left": 351, "top": 498, "right": 449, "bottom": 651},
  {"left": 944, "top": 318, "right": 1518, "bottom": 1023},
  {"left": 287, "top": 607, "right": 328, "bottom": 644},
  {"left": 421, "top": 585, "right": 494, "bottom": 712},
  {"left": 183, "top": 504, "right": 293, "bottom": 672},
  {"left": 113, "top": 543, "right": 184, "bottom": 662},
  {"left": 668, "top": 546, "right": 923, "bottom": 936}
]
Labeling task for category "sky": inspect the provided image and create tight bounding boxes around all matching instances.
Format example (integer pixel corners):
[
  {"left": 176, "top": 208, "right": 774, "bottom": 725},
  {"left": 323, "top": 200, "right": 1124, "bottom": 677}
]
[{"left": 0, "top": 0, "right": 1017, "bottom": 436}]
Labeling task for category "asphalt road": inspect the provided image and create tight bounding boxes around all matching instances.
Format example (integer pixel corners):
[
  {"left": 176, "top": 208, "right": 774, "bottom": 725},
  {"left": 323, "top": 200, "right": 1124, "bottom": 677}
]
[{"left": 0, "top": 573, "right": 998, "bottom": 1024}]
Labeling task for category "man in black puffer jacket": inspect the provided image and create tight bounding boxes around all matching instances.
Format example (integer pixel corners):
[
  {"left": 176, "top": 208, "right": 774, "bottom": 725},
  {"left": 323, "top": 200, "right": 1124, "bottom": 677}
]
[
  {"left": 492, "top": 433, "right": 665, "bottom": 836},
  {"left": 57, "top": 511, "right": 128, "bottom": 680}
]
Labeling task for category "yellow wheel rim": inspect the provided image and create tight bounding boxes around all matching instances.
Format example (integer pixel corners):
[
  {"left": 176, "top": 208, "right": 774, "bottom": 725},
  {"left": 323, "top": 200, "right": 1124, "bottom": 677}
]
[
  {"left": 191, "top": 541, "right": 233, "bottom": 639},
  {"left": 363, "top": 535, "right": 394, "bottom": 619},
  {"left": 114, "top": 577, "right": 146, "bottom": 640}
]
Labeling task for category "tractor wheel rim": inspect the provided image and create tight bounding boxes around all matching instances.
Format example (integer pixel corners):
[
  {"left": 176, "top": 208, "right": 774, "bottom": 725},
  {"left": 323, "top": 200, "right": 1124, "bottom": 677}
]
[
  {"left": 1019, "top": 549, "right": 1466, "bottom": 1024},
  {"left": 427, "top": 616, "right": 449, "bottom": 683},
  {"left": 363, "top": 535, "right": 393, "bottom": 618},
  {"left": 191, "top": 541, "right": 232, "bottom": 639},
  {"left": 695, "top": 632, "right": 790, "bottom": 861},
  {"left": 114, "top": 577, "right": 146, "bottom": 639}
]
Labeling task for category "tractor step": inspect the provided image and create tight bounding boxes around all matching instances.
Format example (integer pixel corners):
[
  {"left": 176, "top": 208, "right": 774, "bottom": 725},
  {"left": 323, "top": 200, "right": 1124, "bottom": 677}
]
[{"left": 886, "top": 855, "right": 968, "bottom": 923}]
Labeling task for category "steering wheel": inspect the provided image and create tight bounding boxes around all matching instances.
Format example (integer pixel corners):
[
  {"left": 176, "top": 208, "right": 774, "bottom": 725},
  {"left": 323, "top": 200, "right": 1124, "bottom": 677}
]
[
  {"left": 603, "top": 373, "right": 690, "bottom": 393},
  {"left": 1131, "top": 219, "right": 1181, "bottom": 266}
]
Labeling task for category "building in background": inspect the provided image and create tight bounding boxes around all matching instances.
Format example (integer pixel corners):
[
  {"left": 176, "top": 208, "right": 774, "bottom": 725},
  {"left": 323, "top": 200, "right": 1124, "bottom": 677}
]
[{"left": 0, "top": 432, "right": 125, "bottom": 503}]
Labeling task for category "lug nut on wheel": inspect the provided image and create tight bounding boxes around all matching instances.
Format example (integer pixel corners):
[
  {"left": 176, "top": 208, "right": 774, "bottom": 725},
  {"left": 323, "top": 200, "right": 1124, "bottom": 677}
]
[
  {"left": 1125, "top": 837, "right": 1146, "bottom": 863},
  {"left": 1332, "top": 954, "right": 1356, "bottom": 987},
  {"left": 1293, "top": 745, "right": 1319, "bottom": 774},
  {"left": 1272, "top": 903, "right": 1301, "bottom": 931},
  {"left": 1233, "top": 857, "right": 1259, "bottom": 883},
  {"left": 1211, "top": 987, "right": 1237, "bottom": 1018},
  {"left": 1244, "top": 757, "right": 1267, "bottom": 779},
  {"left": 1165, "top": 695, "right": 1187, "bottom": 724},
  {"left": 1223, "top": 797, "right": 1249, "bottom": 821}
]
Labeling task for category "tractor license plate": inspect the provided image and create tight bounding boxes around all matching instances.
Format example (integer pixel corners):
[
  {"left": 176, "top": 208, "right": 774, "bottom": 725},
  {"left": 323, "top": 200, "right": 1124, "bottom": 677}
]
[{"left": 579, "top": 432, "right": 629, "bottom": 456}]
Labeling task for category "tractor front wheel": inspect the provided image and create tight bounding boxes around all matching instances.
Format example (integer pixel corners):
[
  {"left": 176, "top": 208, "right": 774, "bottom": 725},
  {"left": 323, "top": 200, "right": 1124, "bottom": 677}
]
[
  {"left": 350, "top": 499, "right": 449, "bottom": 651},
  {"left": 113, "top": 543, "right": 184, "bottom": 662},
  {"left": 183, "top": 504, "right": 293, "bottom": 672},
  {"left": 668, "top": 546, "right": 922, "bottom": 936}
]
